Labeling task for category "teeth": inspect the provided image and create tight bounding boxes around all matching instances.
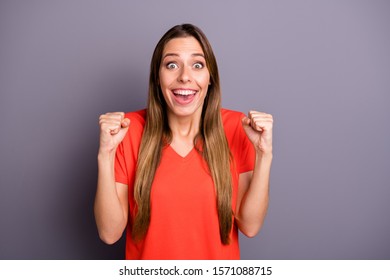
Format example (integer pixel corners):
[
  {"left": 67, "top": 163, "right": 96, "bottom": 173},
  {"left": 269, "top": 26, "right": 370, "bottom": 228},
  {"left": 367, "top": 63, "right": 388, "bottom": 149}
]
[{"left": 172, "top": 90, "right": 197, "bottom": 96}]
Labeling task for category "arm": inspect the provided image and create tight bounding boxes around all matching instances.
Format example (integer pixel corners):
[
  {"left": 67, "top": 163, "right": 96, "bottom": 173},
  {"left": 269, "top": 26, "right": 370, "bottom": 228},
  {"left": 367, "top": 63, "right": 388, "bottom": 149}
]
[
  {"left": 94, "top": 112, "right": 130, "bottom": 244},
  {"left": 235, "top": 111, "right": 273, "bottom": 237}
]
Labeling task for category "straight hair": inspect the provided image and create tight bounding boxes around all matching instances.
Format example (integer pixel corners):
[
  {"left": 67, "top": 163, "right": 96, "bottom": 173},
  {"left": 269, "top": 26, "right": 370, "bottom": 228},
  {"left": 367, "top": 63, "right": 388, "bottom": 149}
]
[{"left": 133, "top": 24, "right": 233, "bottom": 244}]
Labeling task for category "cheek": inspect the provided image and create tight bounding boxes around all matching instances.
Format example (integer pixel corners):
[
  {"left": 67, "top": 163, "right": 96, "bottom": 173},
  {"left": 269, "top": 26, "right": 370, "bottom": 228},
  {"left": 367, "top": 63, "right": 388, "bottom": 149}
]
[
  {"left": 159, "top": 71, "right": 175, "bottom": 88},
  {"left": 198, "top": 72, "right": 210, "bottom": 87}
]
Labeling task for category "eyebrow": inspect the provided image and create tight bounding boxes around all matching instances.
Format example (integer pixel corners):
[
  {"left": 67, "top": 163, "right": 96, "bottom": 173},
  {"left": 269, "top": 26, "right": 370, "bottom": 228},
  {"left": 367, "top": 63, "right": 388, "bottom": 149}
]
[{"left": 162, "top": 53, "right": 205, "bottom": 59}]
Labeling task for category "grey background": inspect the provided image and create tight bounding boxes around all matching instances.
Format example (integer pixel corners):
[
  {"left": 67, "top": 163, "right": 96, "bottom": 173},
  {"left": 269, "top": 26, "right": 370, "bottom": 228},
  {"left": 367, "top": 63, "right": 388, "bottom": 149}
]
[{"left": 0, "top": 0, "right": 389, "bottom": 259}]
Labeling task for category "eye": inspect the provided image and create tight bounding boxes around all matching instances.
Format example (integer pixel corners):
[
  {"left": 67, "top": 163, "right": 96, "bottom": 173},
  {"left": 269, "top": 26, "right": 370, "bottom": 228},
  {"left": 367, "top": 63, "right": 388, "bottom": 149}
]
[
  {"left": 166, "top": 62, "right": 178, "bottom": 69},
  {"left": 193, "top": 62, "right": 204, "bottom": 69}
]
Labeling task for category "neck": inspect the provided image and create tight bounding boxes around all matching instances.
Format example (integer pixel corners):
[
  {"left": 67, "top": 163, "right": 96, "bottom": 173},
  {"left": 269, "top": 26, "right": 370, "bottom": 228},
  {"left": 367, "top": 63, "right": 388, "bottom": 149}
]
[{"left": 167, "top": 110, "right": 201, "bottom": 144}]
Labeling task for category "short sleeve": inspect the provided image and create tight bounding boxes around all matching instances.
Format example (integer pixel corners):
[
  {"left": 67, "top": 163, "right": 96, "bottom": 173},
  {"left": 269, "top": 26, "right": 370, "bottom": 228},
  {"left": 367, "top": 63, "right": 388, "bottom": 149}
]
[
  {"left": 222, "top": 109, "right": 256, "bottom": 174},
  {"left": 236, "top": 113, "right": 255, "bottom": 174},
  {"left": 115, "top": 141, "right": 128, "bottom": 184},
  {"left": 113, "top": 110, "right": 146, "bottom": 186}
]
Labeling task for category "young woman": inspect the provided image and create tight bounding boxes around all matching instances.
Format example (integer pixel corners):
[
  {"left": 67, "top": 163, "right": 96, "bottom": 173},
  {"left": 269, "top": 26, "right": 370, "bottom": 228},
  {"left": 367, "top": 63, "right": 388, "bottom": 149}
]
[{"left": 94, "top": 24, "right": 273, "bottom": 259}]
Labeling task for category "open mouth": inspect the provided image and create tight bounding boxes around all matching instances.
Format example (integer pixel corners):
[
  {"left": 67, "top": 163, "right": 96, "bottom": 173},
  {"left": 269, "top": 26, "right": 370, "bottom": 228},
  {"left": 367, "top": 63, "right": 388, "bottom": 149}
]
[{"left": 172, "top": 89, "right": 198, "bottom": 104}]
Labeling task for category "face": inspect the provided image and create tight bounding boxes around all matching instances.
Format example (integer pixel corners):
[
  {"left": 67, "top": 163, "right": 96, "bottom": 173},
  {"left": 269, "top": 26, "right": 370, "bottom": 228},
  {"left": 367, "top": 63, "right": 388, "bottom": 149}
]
[{"left": 159, "top": 36, "right": 210, "bottom": 119}]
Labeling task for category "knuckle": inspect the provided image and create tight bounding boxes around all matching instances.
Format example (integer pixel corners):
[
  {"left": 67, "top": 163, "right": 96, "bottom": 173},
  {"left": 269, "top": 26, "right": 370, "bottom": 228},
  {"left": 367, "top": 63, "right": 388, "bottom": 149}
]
[{"left": 114, "top": 113, "right": 124, "bottom": 121}]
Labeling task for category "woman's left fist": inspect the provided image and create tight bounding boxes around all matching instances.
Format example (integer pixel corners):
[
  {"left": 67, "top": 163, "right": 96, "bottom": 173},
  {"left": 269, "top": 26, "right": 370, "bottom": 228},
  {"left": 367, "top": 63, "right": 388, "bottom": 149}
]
[{"left": 242, "top": 110, "right": 273, "bottom": 155}]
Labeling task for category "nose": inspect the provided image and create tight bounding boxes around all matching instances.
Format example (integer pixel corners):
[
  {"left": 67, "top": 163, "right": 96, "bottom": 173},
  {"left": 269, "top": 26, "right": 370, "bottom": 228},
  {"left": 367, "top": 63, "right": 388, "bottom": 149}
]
[{"left": 178, "top": 66, "right": 191, "bottom": 83}]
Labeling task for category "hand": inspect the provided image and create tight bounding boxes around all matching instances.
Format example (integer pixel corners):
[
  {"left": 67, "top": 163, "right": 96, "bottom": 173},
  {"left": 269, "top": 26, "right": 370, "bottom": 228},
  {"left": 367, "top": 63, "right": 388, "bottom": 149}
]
[
  {"left": 98, "top": 112, "right": 130, "bottom": 154},
  {"left": 242, "top": 110, "right": 273, "bottom": 155}
]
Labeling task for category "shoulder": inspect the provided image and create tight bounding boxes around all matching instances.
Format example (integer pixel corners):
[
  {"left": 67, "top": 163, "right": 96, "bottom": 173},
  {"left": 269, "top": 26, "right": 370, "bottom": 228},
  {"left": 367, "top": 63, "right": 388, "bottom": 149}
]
[
  {"left": 125, "top": 109, "right": 146, "bottom": 123},
  {"left": 120, "top": 109, "right": 146, "bottom": 143},
  {"left": 221, "top": 108, "right": 248, "bottom": 144},
  {"left": 221, "top": 108, "right": 245, "bottom": 118},
  {"left": 221, "top": 109, "right": 255, "bottom": 172},
  {"left": 125, "top": 109, "right": 146, "bottom": 130},
  {"left": 221, "top": 108, "right": 245, "bottom": 131}
]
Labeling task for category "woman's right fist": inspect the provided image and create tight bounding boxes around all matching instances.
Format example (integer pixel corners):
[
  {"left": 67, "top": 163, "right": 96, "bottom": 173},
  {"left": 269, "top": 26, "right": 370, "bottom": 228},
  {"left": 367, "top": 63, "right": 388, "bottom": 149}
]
[{"left": 98, "top": 112, "right": 130, "bottom": 154}]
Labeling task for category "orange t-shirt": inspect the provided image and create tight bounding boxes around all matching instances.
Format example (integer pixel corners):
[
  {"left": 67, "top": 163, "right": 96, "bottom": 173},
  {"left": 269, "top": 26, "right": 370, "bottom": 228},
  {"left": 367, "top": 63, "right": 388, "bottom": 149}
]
[{"left": 115, "top": 109, "right": 255, "bottom": 259}]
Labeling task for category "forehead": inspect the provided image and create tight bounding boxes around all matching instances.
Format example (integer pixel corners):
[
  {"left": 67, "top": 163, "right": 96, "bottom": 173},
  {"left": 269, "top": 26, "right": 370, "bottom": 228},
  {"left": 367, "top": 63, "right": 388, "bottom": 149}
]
[{"left": 163, "top": 36, "right": 204, "bottom": 55}]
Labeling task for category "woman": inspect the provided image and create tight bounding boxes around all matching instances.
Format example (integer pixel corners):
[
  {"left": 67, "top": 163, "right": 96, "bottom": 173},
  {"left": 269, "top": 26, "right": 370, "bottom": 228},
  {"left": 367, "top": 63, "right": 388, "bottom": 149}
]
[{"left": 94, "top": 24, "right": 273, "bottom": 259}]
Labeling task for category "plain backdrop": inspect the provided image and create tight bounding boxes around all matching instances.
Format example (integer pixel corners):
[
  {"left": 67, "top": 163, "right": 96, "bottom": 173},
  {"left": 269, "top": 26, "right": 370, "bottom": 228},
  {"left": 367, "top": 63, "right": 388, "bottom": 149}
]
[{"left": 0, "top": 0, "right": 389, "bottom": 259}]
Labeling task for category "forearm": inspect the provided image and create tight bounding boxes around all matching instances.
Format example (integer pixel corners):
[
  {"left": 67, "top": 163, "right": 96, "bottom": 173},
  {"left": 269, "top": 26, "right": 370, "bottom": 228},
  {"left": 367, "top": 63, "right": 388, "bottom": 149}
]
[
  {"left": 94, "top": 151, "right": 127, "bottom": 244},
  {"left": 236, "top": 152, "right": 272, "bottom": 237}
]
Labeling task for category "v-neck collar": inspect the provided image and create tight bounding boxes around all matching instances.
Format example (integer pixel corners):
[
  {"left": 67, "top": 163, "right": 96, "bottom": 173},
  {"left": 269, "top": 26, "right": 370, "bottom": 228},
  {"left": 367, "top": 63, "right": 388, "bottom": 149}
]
[{"left": 165, "top": 145, "right": 198, "bottom": 161}]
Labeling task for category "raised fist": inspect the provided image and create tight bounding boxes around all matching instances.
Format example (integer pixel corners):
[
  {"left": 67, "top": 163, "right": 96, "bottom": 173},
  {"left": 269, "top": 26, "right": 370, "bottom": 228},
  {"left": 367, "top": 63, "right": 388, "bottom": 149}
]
[
  {"left": 242, "top": 110, "right": 273, "bottom": 155},
  {"left": 98, "top": 112, "right": 130, "bottom": 154}
]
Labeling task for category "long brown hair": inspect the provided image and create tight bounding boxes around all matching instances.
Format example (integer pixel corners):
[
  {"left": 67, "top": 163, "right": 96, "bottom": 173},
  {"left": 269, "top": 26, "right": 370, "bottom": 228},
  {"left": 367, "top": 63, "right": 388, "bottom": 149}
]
[{"left": 133, "top": 24, "right": 233, "bottom": 244}]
